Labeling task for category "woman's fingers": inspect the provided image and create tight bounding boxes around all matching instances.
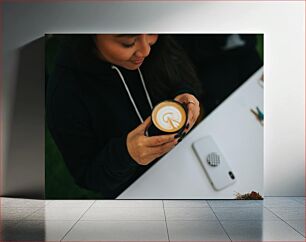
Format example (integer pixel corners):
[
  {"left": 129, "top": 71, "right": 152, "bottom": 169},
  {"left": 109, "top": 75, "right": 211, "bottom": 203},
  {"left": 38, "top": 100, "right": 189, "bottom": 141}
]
[
  {"left": 186, "top": 102, "right": 199, "bottom": 131},
  {"left": 144, "top": 133, "right": 177, "bottom": 147},
  {"left": 148, "top": 140, "right": 177, "bottom": 157},
  {"left": 127, "top": 118, "right": 178, "bottom": 165},
  {"left": 174, "top": 93, "right": 200, "bottom": 133},
  {"left": 134, "top": 116, "right": 151, "bottom": 134},
  {"left": 127, "top": 93, "right": 202, "bottom": 165},
  {"left": 187, "top": 104, "right": 194, "bottom": 129},
  {"left": 137, "top": 139, "right": 177, "bottom": 165}
]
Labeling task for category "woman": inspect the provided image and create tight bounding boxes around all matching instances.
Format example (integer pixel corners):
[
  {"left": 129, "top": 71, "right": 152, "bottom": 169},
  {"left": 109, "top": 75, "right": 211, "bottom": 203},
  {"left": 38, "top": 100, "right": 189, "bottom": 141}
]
[{"left": 46, "top": 34, "right": 201, "bottom": 198}]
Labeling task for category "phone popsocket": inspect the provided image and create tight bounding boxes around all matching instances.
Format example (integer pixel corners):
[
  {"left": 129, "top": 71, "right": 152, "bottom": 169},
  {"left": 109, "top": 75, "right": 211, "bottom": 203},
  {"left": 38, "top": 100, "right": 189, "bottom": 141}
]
[
  {"left": 147, "top": 100, "right": 187, "bottom": 136},
  {"left": 192, "top": 136, "right": 236, "bottom": 191}
]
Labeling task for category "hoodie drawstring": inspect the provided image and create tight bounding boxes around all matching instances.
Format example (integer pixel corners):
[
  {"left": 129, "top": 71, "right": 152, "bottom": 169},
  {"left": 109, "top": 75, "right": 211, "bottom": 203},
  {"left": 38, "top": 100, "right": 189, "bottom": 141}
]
[{"left": 111, "top": 65, "right": 153, "bottom": 124}]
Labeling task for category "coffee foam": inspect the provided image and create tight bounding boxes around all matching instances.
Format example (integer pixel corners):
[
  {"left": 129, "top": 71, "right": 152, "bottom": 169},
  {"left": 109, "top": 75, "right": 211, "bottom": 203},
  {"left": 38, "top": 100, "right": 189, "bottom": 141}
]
[{"left": 152, "top": 101, "right": 186, "bottom": 132}]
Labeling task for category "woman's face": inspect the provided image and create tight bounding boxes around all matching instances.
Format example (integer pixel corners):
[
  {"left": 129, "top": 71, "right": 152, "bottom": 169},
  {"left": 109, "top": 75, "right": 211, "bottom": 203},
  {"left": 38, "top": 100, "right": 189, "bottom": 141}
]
[{"left": 95, "top": 34, "right": 159, "bottom": 70}]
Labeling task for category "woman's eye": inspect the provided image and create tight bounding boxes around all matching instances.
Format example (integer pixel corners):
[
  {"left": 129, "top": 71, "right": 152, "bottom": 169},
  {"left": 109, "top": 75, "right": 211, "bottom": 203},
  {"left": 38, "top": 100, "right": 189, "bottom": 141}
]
[{"left": 122, "top": 42, "right": 135, "bottom": 48}]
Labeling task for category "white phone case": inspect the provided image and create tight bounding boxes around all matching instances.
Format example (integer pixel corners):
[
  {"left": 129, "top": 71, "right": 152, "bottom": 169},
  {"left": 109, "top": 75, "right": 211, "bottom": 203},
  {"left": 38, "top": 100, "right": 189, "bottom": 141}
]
[{"left": 192, "top": 136, "right": 236, "bottom": 191}]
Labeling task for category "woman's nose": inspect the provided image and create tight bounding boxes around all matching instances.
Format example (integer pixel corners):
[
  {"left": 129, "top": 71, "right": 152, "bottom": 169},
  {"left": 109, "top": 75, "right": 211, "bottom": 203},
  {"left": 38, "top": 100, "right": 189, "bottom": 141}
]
[{"left": 135, "top": 36, "right": 151, "bottom": 58}]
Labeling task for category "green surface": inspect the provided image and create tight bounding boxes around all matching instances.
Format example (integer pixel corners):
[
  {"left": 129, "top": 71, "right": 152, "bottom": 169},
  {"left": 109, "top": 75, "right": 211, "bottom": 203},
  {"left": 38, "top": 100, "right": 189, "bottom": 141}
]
[
  {"left": 257, "top": 34, "right": 264, "bottom": 61},
  {"left": 45, "top": 127, "right": 103, "bottom": 199}
]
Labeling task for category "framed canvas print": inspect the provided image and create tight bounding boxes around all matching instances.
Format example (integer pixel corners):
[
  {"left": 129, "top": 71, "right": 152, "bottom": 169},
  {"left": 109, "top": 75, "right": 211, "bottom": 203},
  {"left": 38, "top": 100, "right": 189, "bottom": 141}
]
[{"left": 45, "top": 34, "right": 263, "bottom": 199}]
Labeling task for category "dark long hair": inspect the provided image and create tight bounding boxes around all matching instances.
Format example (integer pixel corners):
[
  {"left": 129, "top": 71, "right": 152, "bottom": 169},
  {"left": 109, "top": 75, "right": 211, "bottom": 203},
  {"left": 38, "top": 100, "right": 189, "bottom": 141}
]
[
  {"left": 53, "top": 34, "right": 202, "bottom": 102},
  {"left": 141, "top": 35, "right": 202, "bottom": 101}
]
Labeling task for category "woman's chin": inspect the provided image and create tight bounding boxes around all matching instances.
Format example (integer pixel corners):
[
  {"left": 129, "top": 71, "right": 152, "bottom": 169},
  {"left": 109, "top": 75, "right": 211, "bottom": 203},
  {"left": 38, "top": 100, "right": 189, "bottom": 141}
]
[
  {"left": 116, "top": 61, "right": 143, "bottom": 70},
  {"left": 124, "top": 63, "right": 142, "bottom": 70}
]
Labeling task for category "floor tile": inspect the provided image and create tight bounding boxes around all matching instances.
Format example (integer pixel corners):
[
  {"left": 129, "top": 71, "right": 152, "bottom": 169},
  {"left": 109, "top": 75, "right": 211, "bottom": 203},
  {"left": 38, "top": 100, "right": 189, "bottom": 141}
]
[
  {"left": 81, "top": 207, "right": 165, "bottom": 221},
  {"left": 1, "top": 197, "right": 304, "bottom": 241},
  {"left": 63, "top": 220, "right": 168, "bottom": 241},
  {"left": 212, "top": 207, "right": 279, "bottom": 220},
  {"left": 163, "top": 200, "right": 209, "bottom": 208},
  {"left": 92, "top": 200, "right": 163, "bottom": 208},
  {"left": 286, "top": 220, "right": 305, "bottom": 237},
  {"left": 167, "top": 220, "right": 230, "bottom": 241},
  {"left": 268, "top": 207, "right": 305, "bottom": 220},
  {"left": 1, "top": 220, "right": 75, "bottom": 241},
  {"left": 26, "top": 207, "right": 88, "bottom": 220},
  {"left": 221, "top": 220, "right": 305, "bottom": 241},
  {"left": 264, "top": 197, "right": 304, "bottom": 207},
  {"left": 0, "top": 198, "right": 47, "bottom": 208},
  {"left": 47, "top": 200, "right": 94, "bottom": 208},
  {"left": 0, "top": 207, "right": 40, "bottom": 220},
  {"left": 165, "top": 207, "right": 217, "bottom": 221},
  {"left": 207, "top": 199, "right": 263, "bottom": 208}
]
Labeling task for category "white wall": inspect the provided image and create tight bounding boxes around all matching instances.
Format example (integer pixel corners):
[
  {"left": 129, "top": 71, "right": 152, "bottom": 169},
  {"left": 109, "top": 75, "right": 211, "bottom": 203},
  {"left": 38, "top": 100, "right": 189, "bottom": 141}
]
[{"left": 1, "top": 1, "right": 304, "bottom": 197}]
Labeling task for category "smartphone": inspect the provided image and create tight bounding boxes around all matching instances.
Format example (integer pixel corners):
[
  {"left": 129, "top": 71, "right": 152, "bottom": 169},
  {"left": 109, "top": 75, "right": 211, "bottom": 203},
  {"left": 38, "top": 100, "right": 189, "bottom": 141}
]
[{"left": 192, "top": 136, "right": 236, "bottom": 191}]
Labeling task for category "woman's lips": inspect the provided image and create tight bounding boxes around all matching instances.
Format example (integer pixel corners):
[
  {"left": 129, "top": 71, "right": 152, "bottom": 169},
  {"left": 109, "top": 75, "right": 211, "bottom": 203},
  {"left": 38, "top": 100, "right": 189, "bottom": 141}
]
[{"left": 131, "top": 58, "right": 144, "bottom": 64}]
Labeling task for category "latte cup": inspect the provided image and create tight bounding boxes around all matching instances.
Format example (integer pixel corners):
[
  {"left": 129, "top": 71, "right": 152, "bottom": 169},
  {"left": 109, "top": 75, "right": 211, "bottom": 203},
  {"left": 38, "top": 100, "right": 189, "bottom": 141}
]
[{"left": 147, "top": 100, "right": 188, "bottom": 136}]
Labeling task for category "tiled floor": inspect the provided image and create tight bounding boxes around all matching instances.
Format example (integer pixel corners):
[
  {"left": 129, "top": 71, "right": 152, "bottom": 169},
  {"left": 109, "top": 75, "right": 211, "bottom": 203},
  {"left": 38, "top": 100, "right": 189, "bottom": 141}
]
[{"left": 0, "top": 197, "right": 304, "bottom": 241}]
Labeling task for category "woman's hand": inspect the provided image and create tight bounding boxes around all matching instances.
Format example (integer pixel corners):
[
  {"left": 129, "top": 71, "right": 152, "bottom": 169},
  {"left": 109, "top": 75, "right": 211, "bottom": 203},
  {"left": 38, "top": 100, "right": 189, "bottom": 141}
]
[
  {"left": 174, "top": 93, "right": 200, "bottom": 134},
  {"left": 127, "top": 117, "right": 178, "bottom": 165}
]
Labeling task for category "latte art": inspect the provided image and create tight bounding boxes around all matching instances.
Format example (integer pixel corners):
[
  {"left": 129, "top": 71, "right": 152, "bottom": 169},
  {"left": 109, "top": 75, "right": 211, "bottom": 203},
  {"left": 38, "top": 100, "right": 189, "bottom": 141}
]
[{"left": 151, "top": 101, "right": 187, "bottom": 133}]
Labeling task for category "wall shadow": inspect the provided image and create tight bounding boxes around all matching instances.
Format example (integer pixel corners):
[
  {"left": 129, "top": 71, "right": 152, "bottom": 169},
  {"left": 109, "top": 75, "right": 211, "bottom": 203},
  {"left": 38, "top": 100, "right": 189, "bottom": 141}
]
[
  {"left": 1, "top": 217, "right": 45, "bottom": 241},
  {"left": 4, "top": 37, "right": 45, "bottom": 199}
]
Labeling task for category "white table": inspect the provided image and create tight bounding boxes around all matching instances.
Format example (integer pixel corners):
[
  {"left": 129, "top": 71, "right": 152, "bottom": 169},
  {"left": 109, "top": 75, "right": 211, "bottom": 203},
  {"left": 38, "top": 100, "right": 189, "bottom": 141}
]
[{"left": 119, "top": 67, "right": 264, "bottom": 199}]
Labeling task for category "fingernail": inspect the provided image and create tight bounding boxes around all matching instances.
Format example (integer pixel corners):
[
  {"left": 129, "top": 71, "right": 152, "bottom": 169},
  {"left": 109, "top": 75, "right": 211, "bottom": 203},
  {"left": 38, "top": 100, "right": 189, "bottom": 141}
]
[
  {"left": 181, "top": 132, "right": 186, "bottom": 137},
  {"left": 174, "top": 133, "right": 180, "bottom": 138}
]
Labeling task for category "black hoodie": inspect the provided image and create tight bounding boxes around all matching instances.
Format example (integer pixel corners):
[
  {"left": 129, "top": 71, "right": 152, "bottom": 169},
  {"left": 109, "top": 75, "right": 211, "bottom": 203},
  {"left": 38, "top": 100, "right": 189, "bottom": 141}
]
[{"left": 46, "top": 41, "right": 194, "bottom": 198}]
